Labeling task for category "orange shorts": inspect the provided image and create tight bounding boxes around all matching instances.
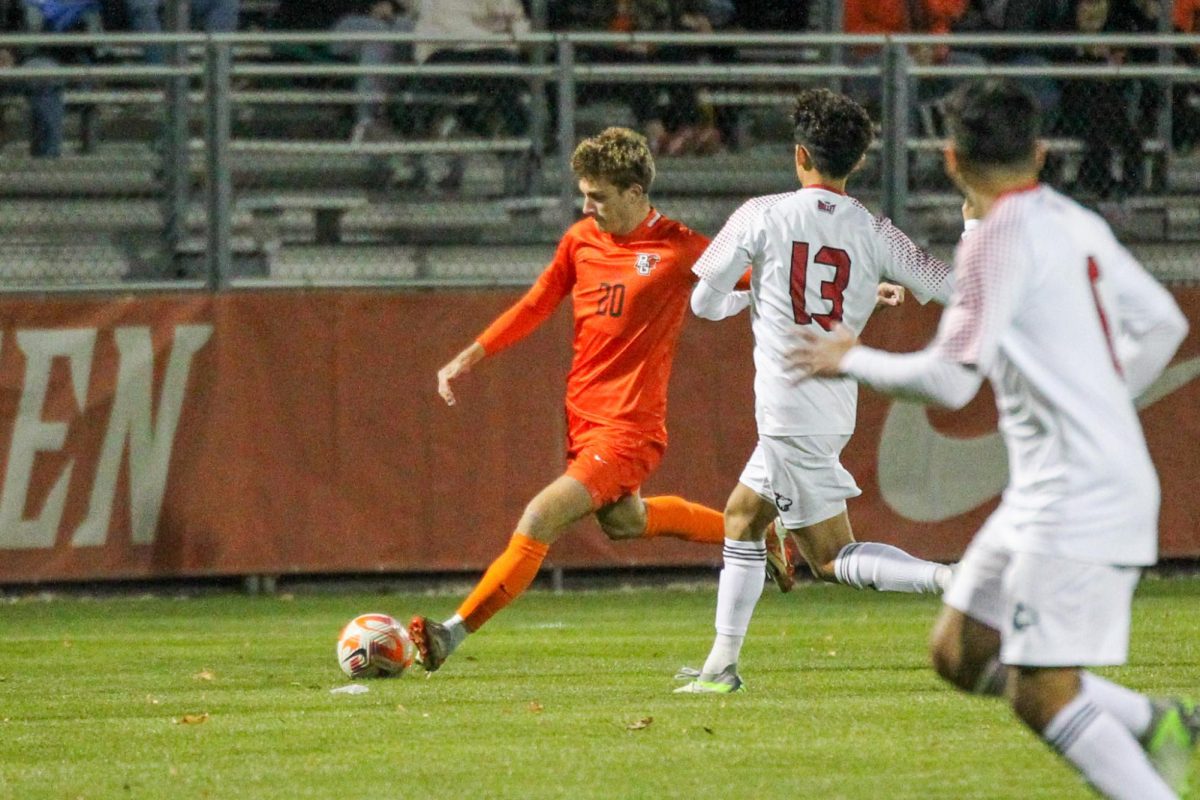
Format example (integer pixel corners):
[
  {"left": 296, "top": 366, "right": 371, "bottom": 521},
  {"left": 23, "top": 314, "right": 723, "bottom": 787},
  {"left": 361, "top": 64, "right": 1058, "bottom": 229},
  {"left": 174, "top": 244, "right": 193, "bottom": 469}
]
[{"left": 564, "top": 412, "right": 666, "bottom": 509}]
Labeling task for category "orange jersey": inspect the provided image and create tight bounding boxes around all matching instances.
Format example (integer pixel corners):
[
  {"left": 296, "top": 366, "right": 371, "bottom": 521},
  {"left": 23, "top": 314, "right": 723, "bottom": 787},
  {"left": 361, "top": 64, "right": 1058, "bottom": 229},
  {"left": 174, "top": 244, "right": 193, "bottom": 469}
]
[{"left": 476, "top": 209, "right": 710, "bottom": 440}]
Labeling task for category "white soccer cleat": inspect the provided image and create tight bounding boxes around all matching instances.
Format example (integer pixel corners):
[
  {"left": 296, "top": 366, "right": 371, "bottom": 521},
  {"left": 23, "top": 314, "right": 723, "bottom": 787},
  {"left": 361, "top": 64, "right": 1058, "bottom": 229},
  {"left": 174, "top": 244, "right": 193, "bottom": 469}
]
[
  {"left": 673, "top": 664, "right": 745, "bottom": 694},
  {"left": 1141, "top": 697, "right": 1200, "bottom": 796}
]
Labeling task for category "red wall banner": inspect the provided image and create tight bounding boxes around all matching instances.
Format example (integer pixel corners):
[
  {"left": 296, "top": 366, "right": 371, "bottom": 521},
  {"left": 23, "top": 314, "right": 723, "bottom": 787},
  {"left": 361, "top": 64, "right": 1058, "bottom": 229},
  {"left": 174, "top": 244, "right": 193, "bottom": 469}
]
[{"left": 0, "top": 287, "right": 1196, "bottom": 584}]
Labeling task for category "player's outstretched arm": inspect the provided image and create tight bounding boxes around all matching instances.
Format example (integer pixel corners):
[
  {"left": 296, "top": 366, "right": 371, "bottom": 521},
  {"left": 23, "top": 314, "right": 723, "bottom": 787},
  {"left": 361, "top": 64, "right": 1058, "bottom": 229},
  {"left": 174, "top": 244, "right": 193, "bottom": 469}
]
[
  {"left": 437, "top": 342, "right": 486, "bottom": 407},
  {"left": 796, "top": 323, "right": 982, "bottom": 410},
  {"left": 691, "top": 279, "right": 750, "bottom": 320}
]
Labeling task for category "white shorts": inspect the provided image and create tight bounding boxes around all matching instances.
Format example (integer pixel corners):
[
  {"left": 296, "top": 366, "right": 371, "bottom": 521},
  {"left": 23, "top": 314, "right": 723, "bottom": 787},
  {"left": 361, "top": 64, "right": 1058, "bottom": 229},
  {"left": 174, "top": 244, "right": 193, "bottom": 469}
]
[
  {"left": 945, "top": 518, "right": 1141, "bottom": 667},
  {"left": 738, "top": 434, "right": 861, "bottom": 529}
]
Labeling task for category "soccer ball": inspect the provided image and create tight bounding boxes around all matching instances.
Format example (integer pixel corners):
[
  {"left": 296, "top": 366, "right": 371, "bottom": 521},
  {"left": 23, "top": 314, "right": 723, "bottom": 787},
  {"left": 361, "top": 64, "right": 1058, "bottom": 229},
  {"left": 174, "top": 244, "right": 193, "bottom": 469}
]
[{"left": 336, "top": 613, "right": 416, "bottom": 679}]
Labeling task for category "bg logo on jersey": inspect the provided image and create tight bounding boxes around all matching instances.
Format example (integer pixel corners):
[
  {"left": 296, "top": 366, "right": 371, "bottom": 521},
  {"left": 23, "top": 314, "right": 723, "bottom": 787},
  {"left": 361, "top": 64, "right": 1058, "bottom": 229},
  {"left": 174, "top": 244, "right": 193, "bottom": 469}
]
[{"left": 634, "top": 253, "right": 660, "bottom": 276}]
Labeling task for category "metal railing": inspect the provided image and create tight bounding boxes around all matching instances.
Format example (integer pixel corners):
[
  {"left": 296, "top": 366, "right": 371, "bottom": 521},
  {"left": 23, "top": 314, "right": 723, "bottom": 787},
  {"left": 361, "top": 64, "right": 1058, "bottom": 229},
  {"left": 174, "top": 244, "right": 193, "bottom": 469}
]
[{"left": 0, "top": 31, "right": 1196, "bottom": 291}]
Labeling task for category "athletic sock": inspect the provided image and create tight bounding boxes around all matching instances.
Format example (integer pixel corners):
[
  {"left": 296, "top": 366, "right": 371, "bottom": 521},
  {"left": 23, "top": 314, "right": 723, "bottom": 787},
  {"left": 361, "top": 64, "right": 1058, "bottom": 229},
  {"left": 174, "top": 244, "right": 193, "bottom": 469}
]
[
  {"left": 1042, "top": 694, "right": 1176, "bottom": 799},
  {"left": 456, "top": 532, "right": 549, "bottom": 632},
  {"left": 642, "top": 496, "right": 725, "bottom": 544},
  {"left": 700, "top": 538, "right": 766, "bottom": 676},
  {"left": 972, "top": 659, "right": 1154, "bottom": 739},
  {"left": 1081, "top": 673, "right": 1154, "bottom": 738},
  {"left": 434, "top": 614, "right": 470, "bottom": 656},
  {"left": 833, "top": 541, "right": 944, "bottom": 593}
]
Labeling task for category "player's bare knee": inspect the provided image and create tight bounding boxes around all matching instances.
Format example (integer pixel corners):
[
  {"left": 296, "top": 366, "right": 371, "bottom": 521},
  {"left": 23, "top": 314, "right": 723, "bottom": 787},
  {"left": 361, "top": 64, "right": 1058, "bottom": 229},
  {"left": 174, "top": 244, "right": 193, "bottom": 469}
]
[
  {"left": 594, "top": 501, "right": 646, "bottom": 541},
  {"left": 598, "top": 518, "right": 642, "bottom": 541},
  {"left": 928, "top": 609, "right": 996, "bottom": 692},
  {"left": 517, "top": 507, "right": 553, "bottom": 540},
  {"left": 722, "top": 506, "right": 762, "bottom": 542},
  {"left": 929, "top": 637, "right": 972, "bottom": 690}
]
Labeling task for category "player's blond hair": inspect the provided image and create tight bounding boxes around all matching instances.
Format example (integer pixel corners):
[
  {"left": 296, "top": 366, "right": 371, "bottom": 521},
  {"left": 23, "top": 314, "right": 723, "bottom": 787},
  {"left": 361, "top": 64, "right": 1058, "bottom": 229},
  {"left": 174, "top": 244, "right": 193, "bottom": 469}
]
[{"left": 570, "top": 127, "right": 656, "bottom": 192}]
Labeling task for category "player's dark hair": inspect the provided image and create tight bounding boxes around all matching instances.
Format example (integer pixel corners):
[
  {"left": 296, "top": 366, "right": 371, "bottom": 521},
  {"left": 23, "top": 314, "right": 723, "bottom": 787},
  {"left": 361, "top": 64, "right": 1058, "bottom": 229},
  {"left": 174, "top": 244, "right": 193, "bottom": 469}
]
[
  {"left": 791, "top": 89, "right": 873, "bottom": 179},
  {"left": 571, "top": 127, "right": 655, "bottom": 192},
  {"left": 945, "top": 79, "right": 1040, "bottom": 170}
]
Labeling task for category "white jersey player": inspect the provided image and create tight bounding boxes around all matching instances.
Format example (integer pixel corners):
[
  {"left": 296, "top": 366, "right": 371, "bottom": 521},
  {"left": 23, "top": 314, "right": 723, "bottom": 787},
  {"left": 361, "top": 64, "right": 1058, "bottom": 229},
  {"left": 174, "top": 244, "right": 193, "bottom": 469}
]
[
  {"left": 693, "top": 186, "right": 951, "bottom": 439},
  {"left": 676, "top": 89, "right": 958, "bottom": 695},
  {"left": 798, "top": 79, "right": 1193, "bottom": 799}
]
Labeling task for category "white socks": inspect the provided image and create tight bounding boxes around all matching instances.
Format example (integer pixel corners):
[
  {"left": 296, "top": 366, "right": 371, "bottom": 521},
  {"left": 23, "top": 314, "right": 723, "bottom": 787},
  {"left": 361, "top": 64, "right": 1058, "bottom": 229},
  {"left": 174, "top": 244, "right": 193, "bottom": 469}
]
[
  {"left": 1043, "top": 694, "right": 1175, "bottom": 799},
  {"left": 701, "top": 538, "right": 767, "bottom": 676},
  {"left": 833, "top": 541, "right": 947, "bottom": 593},
  {"left": 971, "top": 658, "right": 1155, "bottom": 741},
  {"left": 1080, "top": 672, "right": 1154, "bottom": 739},
  {"left": 970, "top": 660, "right": 1166, "bottom": 797}
]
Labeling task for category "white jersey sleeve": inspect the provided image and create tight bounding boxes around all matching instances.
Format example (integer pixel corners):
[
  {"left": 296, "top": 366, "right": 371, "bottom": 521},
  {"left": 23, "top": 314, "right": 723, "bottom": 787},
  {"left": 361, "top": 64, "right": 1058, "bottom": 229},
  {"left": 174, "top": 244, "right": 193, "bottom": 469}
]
[
  {"left": 692, "top": 194, "right": 789, "bottom": 292},
  {"left": 1104, "top": 242, "right": 1188, "bottom": 397},
  {"left": 840, "top": 346, "right": 983, "bottom": 409},
  {"left": 930, "top": 205, "right": 1027, "bottom": 371},
  {"left": 858, "top": 202, "right": 954, "bottom": 305},
  {"left": 691, "top": 281, "right": 751, "bottom": 320}
]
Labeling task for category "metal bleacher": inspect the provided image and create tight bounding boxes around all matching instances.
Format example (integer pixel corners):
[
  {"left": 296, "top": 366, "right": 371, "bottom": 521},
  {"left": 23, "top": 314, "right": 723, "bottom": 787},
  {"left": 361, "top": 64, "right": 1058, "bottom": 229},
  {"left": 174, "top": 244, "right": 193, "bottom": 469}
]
[{"left": 0, "top": 30, "right": 1197, "bottom": 289}]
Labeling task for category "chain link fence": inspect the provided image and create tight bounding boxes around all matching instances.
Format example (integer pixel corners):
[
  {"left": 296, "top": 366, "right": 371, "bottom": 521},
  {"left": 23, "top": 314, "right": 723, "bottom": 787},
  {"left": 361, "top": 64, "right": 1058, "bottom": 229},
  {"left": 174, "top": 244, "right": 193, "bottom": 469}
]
[
  {"left": 0, "top": 33, "right": 207, "bottom": 289},
  {"left": 0, "top": 32, "right": 1196, "bottom": 291}
]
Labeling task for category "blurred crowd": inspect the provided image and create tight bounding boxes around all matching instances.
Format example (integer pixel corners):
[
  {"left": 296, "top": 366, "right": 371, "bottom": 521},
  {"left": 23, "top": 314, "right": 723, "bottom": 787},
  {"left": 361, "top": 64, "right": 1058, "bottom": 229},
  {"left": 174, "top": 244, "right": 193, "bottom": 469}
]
[{"left": 0, "top": 0, "right": 1196, "bottom": 199}]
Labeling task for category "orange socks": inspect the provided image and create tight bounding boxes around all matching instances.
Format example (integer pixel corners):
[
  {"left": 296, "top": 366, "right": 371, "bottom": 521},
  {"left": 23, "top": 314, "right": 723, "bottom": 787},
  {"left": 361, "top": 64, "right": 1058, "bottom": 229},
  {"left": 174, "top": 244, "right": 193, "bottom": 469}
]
[
  {"left": 455, "top": 500, "right": 720, "bottom": 633},
  {"left": 642, "top": 496, "right": 725, "bottom": 544},
  {"left": 457, "top": 532, "right": 550, "bottom": 632}
]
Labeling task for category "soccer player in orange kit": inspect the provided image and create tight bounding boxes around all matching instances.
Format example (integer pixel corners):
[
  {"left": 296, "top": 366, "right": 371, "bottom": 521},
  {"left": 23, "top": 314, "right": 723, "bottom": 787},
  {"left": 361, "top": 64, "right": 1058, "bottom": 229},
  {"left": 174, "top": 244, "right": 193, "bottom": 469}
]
[
  {"left": 407, "top": 127, "right": 739, "bottom": 671},
  {"left": 409, "top": 126, "right": 908, "bottom": 672}
]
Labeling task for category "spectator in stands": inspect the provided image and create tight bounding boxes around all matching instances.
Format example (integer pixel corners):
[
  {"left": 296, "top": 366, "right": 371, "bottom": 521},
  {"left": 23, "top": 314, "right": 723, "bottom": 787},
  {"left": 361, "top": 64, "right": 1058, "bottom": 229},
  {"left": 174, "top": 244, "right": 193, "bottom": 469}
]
[
  {"left": 267, "top": 0, "right": 337, "bottom": 31},
  {"left": 730, "top": 0, "right": 808, "bottom": 31},
  {"left": 561, "top": 0, "right": 727, "bottom": 155},
  {"left": 1179, "top": 0, "right": 1200, "bottom": 27},
  {"left": 414, "top": 0, "right": 531, "bottom": 195},
  {"left": 1054, "top": 0, "right": 1146, "bottom": 199},
  {"left": 1108, "top": 0, "right": 1171, "bottom": 160},
  {"left": 0, "top": 0, "right": 103, "bottom": 158},
  {"left": 1122, "top": 0, "right": 1200, "bottom": 155},
  {"left": 330, "top": 0, "right": 417, "bottom": 144},
  {"left": 557, "top": 0, "right": 672, "bottom": 152},
  {"left": 843, "top": 0, "right": 985, "bottom": 131},
  {"left": 1173, "top": 0, "right": 1200, "bottom": 151},
  {"left": 125, "top": 0, "right": 239, "bottom": 63},
  {"left": 951, "top": 0, "right": 1069, "bottom": 126},
  {"left": 660, "top": 0, "right": 735, "bottom": 154}
]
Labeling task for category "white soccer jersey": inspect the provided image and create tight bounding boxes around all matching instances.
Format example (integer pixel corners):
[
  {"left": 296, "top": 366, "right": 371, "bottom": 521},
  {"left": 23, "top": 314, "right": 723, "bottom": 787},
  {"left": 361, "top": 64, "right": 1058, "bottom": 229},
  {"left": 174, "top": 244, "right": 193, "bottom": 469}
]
[
  {"left": 693, "top": 186, "right": 953, "bottom": 435},
  {"left": 929, "top": 185, "right": 1185, "bottom": 565}
]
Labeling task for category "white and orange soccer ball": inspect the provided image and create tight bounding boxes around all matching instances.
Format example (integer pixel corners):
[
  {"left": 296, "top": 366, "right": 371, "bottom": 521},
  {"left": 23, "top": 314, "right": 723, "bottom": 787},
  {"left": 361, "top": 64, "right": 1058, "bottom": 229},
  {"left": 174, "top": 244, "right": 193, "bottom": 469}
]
[{"left": 336, "top": 613, "right": 416, "bottom": 679}]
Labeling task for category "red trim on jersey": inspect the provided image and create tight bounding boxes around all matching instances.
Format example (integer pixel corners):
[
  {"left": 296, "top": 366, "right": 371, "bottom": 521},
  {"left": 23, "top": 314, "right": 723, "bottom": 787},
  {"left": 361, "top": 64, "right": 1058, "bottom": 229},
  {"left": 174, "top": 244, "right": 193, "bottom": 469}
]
[{"left": 1087, "top": 256, "right": 1124, "bottom": 378}]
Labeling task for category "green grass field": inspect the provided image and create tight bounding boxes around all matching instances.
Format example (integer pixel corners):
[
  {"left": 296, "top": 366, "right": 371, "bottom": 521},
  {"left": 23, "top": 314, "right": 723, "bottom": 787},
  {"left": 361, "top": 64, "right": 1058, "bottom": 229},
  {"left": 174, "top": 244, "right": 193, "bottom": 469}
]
[{"left": 1, "top": 576, "right": 1196, "bottom": 800}]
